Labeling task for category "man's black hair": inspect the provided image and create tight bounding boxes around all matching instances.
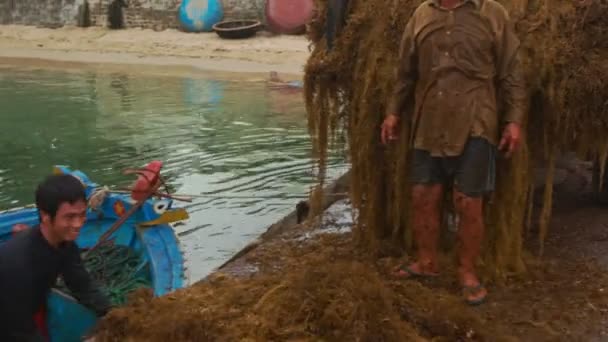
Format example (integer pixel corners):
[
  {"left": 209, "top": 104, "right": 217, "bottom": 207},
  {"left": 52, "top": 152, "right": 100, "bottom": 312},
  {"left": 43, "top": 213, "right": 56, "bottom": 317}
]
[{"left": 35, "top": 174, "right": 87, "bottom": 220}]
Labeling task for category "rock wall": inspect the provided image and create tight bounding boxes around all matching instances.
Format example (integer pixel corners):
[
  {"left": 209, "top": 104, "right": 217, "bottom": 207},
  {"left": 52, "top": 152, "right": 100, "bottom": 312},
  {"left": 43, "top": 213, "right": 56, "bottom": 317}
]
[
  {"left": 90, "top": 0, "right": 180, "bottom": 30},
  {"left": 0, "top": 0, "right": 267, "bottom": 29},
  {"left": 223, "top": 0, "right": 265, "bottom": 22},
  {"left": 0, "top": 0, "right": 88, "bottom": 27}
]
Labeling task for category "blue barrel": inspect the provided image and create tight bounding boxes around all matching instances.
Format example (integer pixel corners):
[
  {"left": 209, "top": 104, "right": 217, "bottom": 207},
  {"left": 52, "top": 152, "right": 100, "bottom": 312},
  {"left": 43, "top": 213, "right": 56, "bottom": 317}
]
[{"left": 178, "top": 0, "right": 224, "bottom": 33}]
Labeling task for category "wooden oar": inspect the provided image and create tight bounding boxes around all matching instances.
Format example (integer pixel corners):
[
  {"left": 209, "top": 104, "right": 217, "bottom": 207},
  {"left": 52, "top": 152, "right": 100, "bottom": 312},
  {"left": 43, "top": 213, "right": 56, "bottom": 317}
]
[
  {"left": 83, "top": 182, "right": 161, "bottom": 258},
  {"left": 110, "top": 188, "right": 349, "bottom": 201},
  {"left": 116, "top": 188, "right": 194, "bottom": 202}
]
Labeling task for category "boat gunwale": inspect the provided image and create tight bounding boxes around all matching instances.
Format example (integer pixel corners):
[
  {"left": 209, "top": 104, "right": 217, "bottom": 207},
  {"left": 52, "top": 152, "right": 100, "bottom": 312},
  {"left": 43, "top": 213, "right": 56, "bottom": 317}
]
[{"left": 212, "top": 19, "right": 262, "bottom": 33}]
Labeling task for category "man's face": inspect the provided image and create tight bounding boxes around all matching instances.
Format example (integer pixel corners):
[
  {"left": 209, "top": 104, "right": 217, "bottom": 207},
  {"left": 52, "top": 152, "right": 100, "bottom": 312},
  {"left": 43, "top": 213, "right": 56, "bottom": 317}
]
[{"left": 41, "top": 200, "right": 87, "bottom": 242}]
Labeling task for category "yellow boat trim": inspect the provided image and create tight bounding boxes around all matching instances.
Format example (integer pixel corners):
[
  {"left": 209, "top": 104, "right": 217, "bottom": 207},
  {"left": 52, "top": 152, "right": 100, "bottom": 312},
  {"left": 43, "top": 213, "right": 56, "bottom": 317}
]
[{"left": 137, "top": 208, "right": 189, "bottom": 227}]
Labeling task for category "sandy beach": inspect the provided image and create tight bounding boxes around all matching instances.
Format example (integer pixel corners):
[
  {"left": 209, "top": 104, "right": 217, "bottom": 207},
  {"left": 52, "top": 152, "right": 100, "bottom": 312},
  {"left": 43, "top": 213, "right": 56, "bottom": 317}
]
[{"left": 0, "top": 25, "right": 310, "bottom": 76}]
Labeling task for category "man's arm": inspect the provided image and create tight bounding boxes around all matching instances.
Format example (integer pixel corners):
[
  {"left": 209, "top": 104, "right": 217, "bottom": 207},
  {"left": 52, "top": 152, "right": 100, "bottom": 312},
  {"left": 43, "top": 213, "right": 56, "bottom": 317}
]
[
  {"left": 493, "top": 6, "right": 526, "bottom": 125},
  {"left": 386, "top": 16, "right": 418, "bottom": 118},
  {"left": 62, "top": 243, "right": 112, "bottom": 317}
]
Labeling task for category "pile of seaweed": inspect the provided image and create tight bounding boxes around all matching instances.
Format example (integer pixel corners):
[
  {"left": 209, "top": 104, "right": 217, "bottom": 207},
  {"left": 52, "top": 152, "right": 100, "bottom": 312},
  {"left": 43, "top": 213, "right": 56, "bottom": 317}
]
[
  {"left": 94, "top": 235, "right": 516, "bottom": 341},
  {"left": 304, "top": 0, "right": 608, "bottom": 280},
  {"left": 91, "top": 229, "right": 608, "bottom": 341}
]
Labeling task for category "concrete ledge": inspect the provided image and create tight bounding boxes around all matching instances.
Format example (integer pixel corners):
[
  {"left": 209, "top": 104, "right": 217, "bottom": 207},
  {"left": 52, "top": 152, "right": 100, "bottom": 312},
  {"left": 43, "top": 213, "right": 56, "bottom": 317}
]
[{"left": 214, "top": 170, "right": 351, "bottom": 272}]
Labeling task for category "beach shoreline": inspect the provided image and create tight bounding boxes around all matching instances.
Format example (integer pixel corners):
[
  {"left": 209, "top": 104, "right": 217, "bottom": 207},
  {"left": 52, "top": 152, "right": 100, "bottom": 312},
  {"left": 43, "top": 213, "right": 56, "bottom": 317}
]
[{"left": 0, "top": 25, "right": 310, "bottom": 77}]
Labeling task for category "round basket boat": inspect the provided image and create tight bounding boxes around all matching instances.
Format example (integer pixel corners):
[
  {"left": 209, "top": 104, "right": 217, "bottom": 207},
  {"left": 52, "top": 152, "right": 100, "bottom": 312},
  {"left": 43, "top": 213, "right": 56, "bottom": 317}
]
[{"left": 212, "top": 20, "right": 262, "bottom": 39}]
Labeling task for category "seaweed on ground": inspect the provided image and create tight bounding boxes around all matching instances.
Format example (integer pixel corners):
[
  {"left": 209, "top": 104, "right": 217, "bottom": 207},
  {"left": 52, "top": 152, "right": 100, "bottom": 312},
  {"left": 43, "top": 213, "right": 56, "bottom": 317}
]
[
  {"left": 93, "top": 230, "right": 608, "bottom": 341},
  {"left": 94, "top": 234, "right": 520, "bottom": 341}
]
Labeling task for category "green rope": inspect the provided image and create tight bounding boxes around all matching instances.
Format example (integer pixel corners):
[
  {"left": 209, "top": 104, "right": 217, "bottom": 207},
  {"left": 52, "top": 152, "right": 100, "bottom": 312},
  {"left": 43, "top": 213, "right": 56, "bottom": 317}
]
[{"left": 55, "top": 243, "right": 152, "bottom": 306}]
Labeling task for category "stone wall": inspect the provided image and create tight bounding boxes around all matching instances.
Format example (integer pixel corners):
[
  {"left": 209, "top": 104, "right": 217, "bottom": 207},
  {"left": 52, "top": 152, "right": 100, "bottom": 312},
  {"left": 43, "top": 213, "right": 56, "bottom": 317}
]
[
  {"left": 90, "top": 0, "right": 181, "bottom": 30},
  {"left": 0, "top": 0, "right": 11, "bottom": 25},
  {"left": 0, "top": 0, "right": 87, "bottom": 27},
  {"left": 0, "top": 0, "right": 267, "bottom": 30},
  {"left": 222, "top": 0, "right": 265, "bottom": 22}
]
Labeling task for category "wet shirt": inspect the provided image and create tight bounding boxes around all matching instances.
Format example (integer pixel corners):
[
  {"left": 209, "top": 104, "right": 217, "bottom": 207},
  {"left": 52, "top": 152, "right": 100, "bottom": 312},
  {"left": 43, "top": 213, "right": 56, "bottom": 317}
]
[
  {"left": 387, "top": 0, "right": 526, "bottom": 156},
  {"left": 0, "top": 226, "right": 111, "bottom": 339}
]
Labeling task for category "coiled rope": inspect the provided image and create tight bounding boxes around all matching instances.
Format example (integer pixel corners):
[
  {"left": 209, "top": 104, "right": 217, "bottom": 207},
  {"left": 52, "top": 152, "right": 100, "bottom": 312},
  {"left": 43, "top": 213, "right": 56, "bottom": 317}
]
[{"left": 56, "top": 243, "right": 152, "bottom": 306}]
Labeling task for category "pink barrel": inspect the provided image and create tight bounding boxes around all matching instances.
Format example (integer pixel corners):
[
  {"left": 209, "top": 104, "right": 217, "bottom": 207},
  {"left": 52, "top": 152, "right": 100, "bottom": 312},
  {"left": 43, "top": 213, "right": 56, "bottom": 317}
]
[{"left": 265, "top": 0, "right": 314, "bottom": 34}]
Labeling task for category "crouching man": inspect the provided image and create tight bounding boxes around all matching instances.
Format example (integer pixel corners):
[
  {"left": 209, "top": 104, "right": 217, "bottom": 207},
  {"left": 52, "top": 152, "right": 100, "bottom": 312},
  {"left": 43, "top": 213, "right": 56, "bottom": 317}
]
[{"left": 0, "top": 174, "right": 112, "bottom": 341}]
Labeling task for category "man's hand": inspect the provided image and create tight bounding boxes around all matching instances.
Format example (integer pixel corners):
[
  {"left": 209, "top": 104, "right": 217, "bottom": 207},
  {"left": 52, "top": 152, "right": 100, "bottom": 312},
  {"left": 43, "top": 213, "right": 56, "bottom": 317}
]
[
  {"left": 11, "top": 224, "right": 29, "bottom": 235},
  {"left": 381, "top": 114, "right": 400, "bottom": 145},
  {"left": 498, "top": 122, "right": 522, "bottom": 158}
]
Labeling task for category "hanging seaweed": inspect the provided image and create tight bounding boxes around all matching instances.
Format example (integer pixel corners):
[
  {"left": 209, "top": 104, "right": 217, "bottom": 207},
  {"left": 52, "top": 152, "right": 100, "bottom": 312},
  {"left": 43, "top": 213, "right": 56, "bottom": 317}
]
[{"left": 304, "top": 0, "right": 608, "bottom": 280}]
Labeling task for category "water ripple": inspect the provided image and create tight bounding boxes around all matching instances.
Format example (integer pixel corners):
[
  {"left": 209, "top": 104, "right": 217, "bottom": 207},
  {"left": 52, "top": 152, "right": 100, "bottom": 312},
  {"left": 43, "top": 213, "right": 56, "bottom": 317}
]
[{"left": 0, "top": 67, "right": 348, "bottom": 282}]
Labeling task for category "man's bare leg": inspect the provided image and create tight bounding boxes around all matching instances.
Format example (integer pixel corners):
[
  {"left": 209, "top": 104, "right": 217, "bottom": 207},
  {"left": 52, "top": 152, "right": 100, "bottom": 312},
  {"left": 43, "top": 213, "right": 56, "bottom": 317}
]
[
  {"left": 453, "top": 190, "right": 487, "bottom": 304},
  {"left": 394, "top": 184, "right": 443, "bottom": 277}
]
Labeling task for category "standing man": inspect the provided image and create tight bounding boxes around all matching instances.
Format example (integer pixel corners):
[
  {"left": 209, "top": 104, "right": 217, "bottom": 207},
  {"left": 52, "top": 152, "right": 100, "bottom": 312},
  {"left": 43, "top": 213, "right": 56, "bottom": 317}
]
[
  {"left": 0, "top": 174, "right": 112, "bottom": 341},
  {"left": 381, "top": 0, "right": 525, "bottom": 305}
]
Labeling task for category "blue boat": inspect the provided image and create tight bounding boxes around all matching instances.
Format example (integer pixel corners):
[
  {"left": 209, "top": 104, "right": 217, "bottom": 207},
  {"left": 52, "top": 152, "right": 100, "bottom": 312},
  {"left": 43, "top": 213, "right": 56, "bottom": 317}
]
[{"left": 0, "top": 164, "right": 189, "bottom": 341}]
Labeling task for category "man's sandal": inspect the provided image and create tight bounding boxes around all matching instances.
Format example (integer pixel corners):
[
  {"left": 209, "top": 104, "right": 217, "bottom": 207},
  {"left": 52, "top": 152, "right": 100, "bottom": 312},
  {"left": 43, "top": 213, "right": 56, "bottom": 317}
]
[
  {"left": 463, "top": 284, "right": 487, "bottom": 306},
  {"left": 393, "top": 264, "right": 440, "bottom": 279}
]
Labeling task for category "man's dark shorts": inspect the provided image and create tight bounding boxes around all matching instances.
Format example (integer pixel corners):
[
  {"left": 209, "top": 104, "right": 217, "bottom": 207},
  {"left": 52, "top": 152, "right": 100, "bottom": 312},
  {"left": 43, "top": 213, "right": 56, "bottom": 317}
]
[{"left": 409, "top": 137, "right": 496, "bottom": 198}]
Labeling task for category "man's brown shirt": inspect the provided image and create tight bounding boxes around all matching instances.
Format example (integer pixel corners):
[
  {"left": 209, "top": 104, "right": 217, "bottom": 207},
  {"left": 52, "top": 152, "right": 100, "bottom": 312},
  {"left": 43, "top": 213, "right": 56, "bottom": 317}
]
[{"left": 387, "top": 0, "right": 526, "bottom": 156}]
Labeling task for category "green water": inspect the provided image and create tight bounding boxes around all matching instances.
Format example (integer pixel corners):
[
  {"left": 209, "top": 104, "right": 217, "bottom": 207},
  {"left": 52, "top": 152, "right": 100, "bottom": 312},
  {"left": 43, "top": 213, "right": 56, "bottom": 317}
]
[{"left": 0, "top": 66, "right": 347, "bottom": 282}]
